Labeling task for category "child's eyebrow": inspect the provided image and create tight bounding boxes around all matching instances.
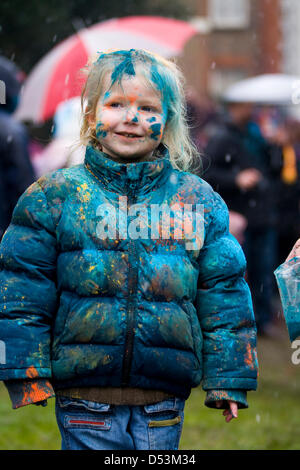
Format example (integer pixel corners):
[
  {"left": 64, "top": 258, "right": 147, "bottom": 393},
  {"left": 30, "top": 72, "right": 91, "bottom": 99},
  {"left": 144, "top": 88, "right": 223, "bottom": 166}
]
[
  {"left": 103, "top": 94, "right": 137, "bottom": 103},
  {"left": 102, "top": 93, "right": 125, "bottom": 102},
  {"left": 103, "top": 94, "right": 162, "bottom": 108}
]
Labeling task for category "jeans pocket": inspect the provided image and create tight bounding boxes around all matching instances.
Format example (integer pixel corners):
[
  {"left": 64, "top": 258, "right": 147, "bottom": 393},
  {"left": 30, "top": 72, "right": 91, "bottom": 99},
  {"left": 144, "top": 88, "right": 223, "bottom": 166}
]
[
  {"left": 57, "top": 396, "right": 111, "bottom": 413},
  {"left": 144, "top": 397, "right": 185, "bottom": 414},
  {"left": 56, "top": 397, "right": 112, "bottom": 436},
  {"left": 64, "top": 413, "right": 111, "bottom": 431},
  {"left": 143, "top": 398, "right": 185, "bottom": 450}
]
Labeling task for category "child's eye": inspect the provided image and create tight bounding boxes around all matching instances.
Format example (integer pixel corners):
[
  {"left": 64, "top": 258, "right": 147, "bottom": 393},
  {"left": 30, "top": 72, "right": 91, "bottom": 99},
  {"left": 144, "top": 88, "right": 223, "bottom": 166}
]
[
  {"left": 109, "top": 102, "right": 123, "bottom": 108},
  {"left": 140, "top": 106, "right": 155, "bottom": 112}
]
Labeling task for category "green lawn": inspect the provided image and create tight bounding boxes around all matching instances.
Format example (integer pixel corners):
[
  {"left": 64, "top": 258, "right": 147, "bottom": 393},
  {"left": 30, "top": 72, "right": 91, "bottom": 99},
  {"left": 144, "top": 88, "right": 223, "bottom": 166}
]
[{"left": 1, "top": 329, "right": 299, "bottom": 450}]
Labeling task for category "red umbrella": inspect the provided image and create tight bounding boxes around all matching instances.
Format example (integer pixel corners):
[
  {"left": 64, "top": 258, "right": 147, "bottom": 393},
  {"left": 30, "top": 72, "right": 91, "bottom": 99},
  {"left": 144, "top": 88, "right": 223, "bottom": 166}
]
[{"left": 16, "top": 16, "right": 197, "bottom": 123}]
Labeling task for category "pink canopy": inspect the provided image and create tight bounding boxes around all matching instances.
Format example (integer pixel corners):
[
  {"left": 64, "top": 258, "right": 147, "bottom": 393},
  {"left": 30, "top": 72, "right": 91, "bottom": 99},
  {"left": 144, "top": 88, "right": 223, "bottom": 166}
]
[{"left": 16, "top": 16, "right": 198, "bottom": 123}]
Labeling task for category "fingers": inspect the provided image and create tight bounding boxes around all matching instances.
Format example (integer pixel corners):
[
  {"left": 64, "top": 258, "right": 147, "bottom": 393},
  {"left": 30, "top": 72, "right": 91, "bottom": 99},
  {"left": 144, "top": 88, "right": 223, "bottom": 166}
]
[
  {"left": 285, "top": 238, "right": 300, "bottom": 262},
  {"left": 216, "top": 400, "right": 238, "bottom": 422},
  {"left": 229, "top": 401, "right": 238, "bottom": 418},
  {"left": 222, "top": 401, "right": 238, "bottom": 423}
]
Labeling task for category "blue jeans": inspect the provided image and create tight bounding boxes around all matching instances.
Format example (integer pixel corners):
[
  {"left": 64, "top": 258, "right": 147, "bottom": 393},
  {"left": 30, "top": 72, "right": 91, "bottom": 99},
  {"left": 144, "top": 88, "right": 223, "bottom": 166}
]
[{"left": 55, "top": 396, "right": 185, "bottom": 450}]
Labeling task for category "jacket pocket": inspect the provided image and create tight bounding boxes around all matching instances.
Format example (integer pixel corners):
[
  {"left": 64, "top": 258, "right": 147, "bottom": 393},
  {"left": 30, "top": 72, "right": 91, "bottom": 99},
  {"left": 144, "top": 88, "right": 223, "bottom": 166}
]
[{"left": 56, "top": 397, "right": 112, "bottom": 432}]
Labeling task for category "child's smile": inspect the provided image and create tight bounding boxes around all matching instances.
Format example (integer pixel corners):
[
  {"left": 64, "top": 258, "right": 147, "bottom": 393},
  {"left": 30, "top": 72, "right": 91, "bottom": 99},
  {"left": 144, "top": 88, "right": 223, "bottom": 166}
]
[{"left": 90, "top": 73, "right": 167, "bottom": 163}]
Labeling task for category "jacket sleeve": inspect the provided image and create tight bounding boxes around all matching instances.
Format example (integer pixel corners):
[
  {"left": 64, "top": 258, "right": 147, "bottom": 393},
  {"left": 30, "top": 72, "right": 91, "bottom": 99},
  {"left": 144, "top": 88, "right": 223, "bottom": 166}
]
[
  {"left": 4, "top": 378, "right": 55, "bottom": 409},
  {"left": 196, "top": 190, "right": 258, "bottom": 392},
  {"left": 0, "top": 181, "right": 58, "bottom": 381},
  {"left": 205, "top": 389, "right": 248, "bottom": 409}
]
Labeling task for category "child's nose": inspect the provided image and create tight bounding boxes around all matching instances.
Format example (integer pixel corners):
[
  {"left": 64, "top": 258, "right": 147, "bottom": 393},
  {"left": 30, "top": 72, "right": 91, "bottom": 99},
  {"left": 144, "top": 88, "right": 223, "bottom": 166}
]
[{"left": 124, "top": 106, "right": 139, "bottom": 123}]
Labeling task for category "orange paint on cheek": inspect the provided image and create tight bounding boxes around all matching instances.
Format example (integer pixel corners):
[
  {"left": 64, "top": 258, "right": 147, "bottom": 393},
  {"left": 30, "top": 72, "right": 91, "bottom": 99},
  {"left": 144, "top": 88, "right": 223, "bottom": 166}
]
[{"left": 102, "top": 122, "right": 111, "bottom": 131}]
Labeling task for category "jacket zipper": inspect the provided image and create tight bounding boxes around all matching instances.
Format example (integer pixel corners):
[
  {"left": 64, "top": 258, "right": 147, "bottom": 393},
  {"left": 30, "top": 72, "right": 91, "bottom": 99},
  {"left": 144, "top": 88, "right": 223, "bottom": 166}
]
[
  {"left": 86, "top": 163, "right": 139, "bottom": 386},
  {"left": 121, "top": 183, "right": 139, "bottom": 386}
]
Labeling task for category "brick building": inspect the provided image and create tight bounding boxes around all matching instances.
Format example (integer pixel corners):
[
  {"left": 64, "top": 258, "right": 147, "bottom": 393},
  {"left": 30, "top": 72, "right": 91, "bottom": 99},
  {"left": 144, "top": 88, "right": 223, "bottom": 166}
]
[
  {"left": 281, "top": 0, "right": 300, "bottom": 76},
  {"left": 178, "top": 0, "right": 283, "bottom": 99}
]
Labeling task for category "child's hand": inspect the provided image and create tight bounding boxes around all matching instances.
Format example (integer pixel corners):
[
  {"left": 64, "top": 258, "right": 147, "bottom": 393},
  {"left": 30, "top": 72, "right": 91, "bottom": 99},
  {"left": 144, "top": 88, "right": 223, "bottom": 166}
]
[
  {"left": 235, "top": 168, "right": 262, "bottom": 190},
  {"left": 285, "top": 238, "right": 300, "bottom": 262},
  {"left": 216, "top": 400, "right": 238, "bottom": 422},
  {"left": 34, "top": 399, "right": 48, "bottom": 407}
]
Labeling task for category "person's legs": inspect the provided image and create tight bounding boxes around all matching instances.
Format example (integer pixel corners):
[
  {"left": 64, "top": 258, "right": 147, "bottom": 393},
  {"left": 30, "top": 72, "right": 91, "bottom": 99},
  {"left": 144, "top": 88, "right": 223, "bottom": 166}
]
[
  {"left": 55, "top": 396, "right": 134, "bottom": 450},
  {"left": 244, "top": 227, "right": 278, "bottom": 333},
  {"left": 129, "top": 397, "right": 185, "bottom": 450}
]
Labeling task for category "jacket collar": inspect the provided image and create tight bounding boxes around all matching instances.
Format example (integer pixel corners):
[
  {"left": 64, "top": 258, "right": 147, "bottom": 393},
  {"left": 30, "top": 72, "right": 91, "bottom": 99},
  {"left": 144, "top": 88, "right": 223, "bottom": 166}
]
[{"left": 84, "top": 143, "right": 172, "bottom": 195}]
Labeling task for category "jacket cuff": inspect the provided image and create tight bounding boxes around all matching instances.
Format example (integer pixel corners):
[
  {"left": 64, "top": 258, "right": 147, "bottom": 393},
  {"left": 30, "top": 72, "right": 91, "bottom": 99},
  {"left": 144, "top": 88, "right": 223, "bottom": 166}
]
[
  {"left": 205, "top": 389, "right": 248, "bottom": 409},
  {"left": 4, "top": 378, "right": 55, "bottom": 409}
]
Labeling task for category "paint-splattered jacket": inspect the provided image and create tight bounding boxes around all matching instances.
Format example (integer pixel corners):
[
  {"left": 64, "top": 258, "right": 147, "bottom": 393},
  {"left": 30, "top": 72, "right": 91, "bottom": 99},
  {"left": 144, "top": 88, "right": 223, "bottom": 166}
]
[{"left": 0, "top": 144, "right": 258, "bottom": 403}]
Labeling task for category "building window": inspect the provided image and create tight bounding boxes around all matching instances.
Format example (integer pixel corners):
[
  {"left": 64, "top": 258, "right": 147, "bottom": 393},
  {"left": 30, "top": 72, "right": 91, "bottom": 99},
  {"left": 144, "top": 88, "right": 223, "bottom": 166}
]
[{"left": 208, "top": 0, "right": 250, "bottom": 29}]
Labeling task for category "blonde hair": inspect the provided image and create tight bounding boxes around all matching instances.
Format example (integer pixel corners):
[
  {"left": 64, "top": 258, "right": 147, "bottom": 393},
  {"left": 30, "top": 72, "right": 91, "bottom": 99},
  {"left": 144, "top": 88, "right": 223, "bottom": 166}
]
[{"left": 80, "top": 49, "right": 199, "bottom": 172}]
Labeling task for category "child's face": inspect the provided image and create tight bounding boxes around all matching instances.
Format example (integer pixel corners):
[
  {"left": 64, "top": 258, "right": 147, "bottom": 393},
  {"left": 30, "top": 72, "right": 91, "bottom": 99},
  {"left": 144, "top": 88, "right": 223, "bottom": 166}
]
[{"left": 90, "top": 72, "right": 167, "bottom": 163}]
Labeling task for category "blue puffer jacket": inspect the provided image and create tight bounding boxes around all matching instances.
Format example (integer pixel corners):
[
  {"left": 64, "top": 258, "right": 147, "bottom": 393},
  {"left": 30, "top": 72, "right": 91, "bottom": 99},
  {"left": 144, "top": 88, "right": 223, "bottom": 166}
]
[{"left": 0, "top": 144, "right": 258, "bottom": 400}]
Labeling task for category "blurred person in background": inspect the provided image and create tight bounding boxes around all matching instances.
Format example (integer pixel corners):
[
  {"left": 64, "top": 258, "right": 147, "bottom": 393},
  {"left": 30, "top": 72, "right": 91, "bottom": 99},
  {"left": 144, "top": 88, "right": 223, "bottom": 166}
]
[
  {"left": 185, "top": 93, "right": 248, "bottom": 245},
  {"left": 265, "top": 117, "right": 300, "bottom": 265},
  {"left": 203, "top": 101, "right": 282, "bottom": 337},
  {"left": 32, "top": 97, "right": 85, "bottom": 178},
  {"left": 185, "top": 86, "right": 218, "bottom": 151},
  {"left": 0, "top": 56, "right": 35, "bottom": 239}
]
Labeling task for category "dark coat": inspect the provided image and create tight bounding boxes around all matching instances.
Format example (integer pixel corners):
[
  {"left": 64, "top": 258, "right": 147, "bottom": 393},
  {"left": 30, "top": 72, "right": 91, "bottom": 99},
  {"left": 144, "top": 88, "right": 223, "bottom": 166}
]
[
  {"left": 203, "top": 119, "right": 282, "bottom": 229},
  {"left": 0, "top": 111, "right": 35, "bottom": 238}
]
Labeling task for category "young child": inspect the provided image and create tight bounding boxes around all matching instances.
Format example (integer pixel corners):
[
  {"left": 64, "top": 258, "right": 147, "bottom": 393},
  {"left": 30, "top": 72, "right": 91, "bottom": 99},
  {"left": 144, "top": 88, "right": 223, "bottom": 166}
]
[{"left": 0, "top": 49, "right": 258, "bottom": 450}]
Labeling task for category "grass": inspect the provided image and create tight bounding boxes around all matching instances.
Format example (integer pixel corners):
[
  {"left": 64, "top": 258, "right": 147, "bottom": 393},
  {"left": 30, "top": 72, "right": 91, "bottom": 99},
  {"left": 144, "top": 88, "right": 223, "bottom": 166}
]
[
  {"left": 1, "top": 326, "right": 300, "bottom": 450},
  {"left": 181, "top": 328, "right": 300, "bottom": 450}
]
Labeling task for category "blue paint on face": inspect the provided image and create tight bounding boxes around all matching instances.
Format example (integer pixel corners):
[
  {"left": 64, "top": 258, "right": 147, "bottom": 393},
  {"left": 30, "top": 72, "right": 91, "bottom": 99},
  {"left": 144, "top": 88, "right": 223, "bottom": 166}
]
[
  {"left": 96, "top": 122, "right": 107, "bottom": 139},
  {"left": 95, "top": 49, "right": 175, "bottom": 133},
  {"left": 149, "top": 123, "right": 162, "bottom": 141},
  {"left": 132, "top": 116, "right": 139, "bottom": 123},
  {"left": 147, "top": 117, "right": 156, "bottom": 123}
]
